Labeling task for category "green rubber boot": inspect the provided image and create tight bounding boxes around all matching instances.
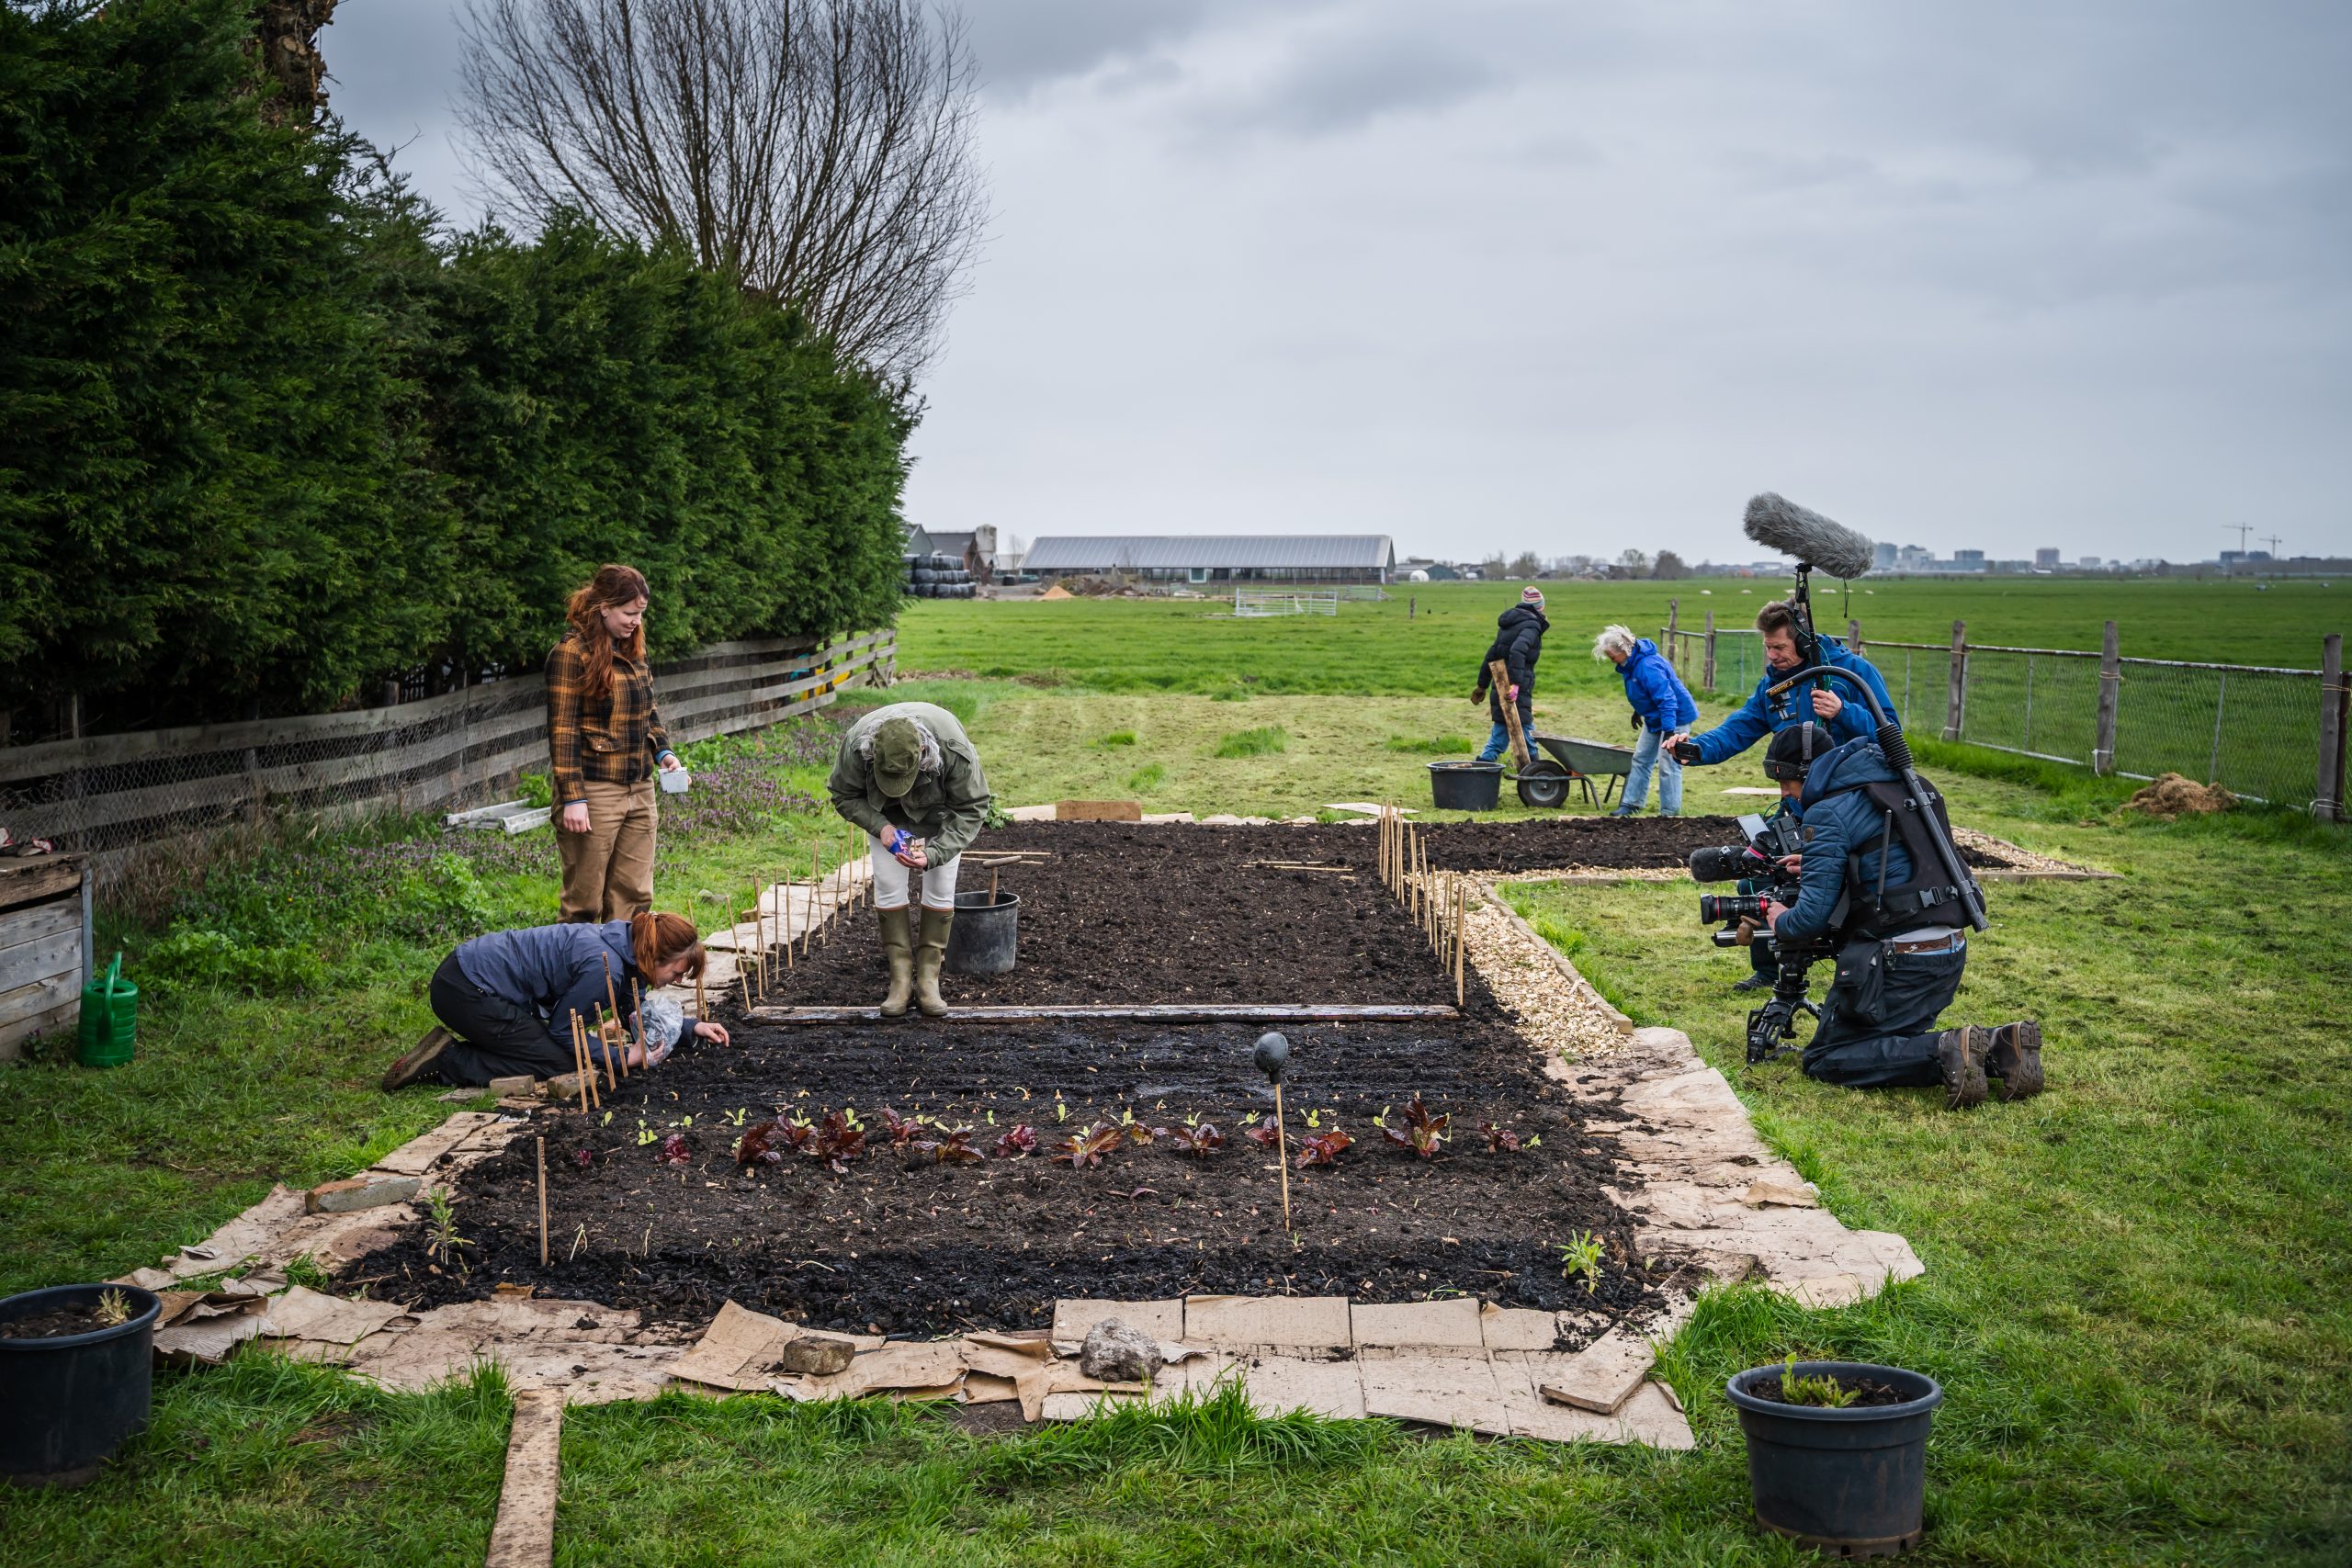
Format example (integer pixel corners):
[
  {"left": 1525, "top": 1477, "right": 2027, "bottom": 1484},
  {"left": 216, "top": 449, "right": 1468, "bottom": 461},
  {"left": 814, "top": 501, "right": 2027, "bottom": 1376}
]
[
  {"left": 914, "top": 907, "right": 954, "bottom": 1018},
  {"left": 877, "top": 908, "right": 915, "bottom": 1019}
]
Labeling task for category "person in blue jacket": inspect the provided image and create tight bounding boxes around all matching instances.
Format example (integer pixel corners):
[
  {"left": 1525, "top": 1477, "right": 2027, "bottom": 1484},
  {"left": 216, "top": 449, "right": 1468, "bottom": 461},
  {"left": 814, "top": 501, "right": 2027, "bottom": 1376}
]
[
  {"left": 1595, "top": 624, "right": 1698, "bottom": 817},
  {"left": 1471, "top": 587, "right": 1549, "bottom": 762},
  {"left": 379, "top": 910, "right": 729, "bottom": 1089},
  {"left": 1758, "top": 735, "right": 2042, "bottom": 1106},
  {"left": 1666, "top": 600, "right": 1894, "bottom": 767}
]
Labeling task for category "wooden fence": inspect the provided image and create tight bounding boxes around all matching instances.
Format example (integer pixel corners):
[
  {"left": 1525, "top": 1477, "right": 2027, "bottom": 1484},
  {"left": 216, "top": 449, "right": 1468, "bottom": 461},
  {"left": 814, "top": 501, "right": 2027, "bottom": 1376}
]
[{"left": 0, "top": 629, "right": 896, "bottom": 871}]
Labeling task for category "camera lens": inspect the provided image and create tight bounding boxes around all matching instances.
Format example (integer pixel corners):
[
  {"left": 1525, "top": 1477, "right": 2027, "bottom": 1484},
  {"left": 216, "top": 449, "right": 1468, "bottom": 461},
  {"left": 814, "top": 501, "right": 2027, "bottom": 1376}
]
[{"left": 1699, "top": 893, "right": 1767, "bottom": 924}]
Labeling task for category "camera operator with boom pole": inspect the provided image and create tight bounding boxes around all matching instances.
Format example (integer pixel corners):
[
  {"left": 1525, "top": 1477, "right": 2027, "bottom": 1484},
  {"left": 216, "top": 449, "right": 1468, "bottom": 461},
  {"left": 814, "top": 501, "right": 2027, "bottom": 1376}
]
[
  {"left": 1685, "top": 492, "right": 2042, "bottom": 1108},
  {"left": 1753, "top": 731, "right": 2042, "bottom": 1106}
]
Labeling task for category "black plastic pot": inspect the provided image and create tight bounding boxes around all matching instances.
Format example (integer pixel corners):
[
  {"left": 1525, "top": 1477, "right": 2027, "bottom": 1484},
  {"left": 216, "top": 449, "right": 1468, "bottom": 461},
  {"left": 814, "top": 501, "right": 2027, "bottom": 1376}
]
[
  {"left": 1, "top": 1284, "right": 164, "bottom": 1488},
  {"left": 1427, "top": 761, "right": 1502, "bottom": 811},
  {"left": 1724, "top": 1361, "right": 1942, "bottom": 1557},
  {"left": 944, "top": 890, "right": 1019, "bottom": 975}
]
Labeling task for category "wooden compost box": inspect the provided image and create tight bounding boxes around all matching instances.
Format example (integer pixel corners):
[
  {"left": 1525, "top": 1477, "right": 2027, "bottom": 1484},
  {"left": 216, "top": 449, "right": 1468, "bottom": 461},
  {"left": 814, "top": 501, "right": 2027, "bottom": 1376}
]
[{"left": 0, "top": 853, "right": 91, "bottom": 1060}]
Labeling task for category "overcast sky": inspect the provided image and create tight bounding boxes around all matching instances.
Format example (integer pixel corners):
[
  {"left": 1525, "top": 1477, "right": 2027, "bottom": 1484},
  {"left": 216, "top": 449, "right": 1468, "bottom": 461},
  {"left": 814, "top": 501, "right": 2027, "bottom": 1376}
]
[{"left": 327, "top": 1, "right": 2351, "bottom": 565}]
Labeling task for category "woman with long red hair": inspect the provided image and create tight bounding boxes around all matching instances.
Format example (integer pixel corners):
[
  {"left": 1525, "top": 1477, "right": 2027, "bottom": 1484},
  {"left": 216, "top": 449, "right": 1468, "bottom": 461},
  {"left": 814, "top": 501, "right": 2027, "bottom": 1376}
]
[
  {"left": 547, "top": 564, "right": 683, "bottom": 921},
  {"left": 381, "top": 911, "right": 729, "bottom": 1089}
]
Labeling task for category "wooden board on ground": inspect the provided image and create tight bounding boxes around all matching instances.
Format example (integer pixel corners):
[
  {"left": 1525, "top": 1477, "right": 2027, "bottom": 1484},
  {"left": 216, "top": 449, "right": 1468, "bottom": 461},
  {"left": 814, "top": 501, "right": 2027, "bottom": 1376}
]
[
  {"left": 1053, "top": 799, "right": 1142, "bottom": 821},
  {"left": 485, "top": 1388, "right": 564, "bottom": 1568}
]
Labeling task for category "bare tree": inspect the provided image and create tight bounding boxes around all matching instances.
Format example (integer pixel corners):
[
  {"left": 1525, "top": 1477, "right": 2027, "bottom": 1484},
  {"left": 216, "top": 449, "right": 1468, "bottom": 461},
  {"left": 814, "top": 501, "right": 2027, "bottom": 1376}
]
[{"left": 458, "top": 0, "right": 988, "bottom": 378}]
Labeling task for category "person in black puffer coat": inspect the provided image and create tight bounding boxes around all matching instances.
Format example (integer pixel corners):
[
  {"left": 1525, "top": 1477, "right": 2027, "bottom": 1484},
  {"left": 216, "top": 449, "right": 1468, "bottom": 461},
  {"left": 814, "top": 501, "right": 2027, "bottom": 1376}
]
[{"left": 1473, "top": 587, "right": 1550, "bottom": 761}]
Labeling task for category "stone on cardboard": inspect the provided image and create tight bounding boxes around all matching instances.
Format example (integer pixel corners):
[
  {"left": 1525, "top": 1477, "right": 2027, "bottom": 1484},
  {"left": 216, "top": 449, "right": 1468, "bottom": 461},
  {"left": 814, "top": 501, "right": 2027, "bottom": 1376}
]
[
  {"left": 668, "top": 1301, "right": 796, "bottom": 1392},
  {"left": 1351, "top": 1295, "right": 1484, "bottom": 1348},
  {"left": 1079, "top": 1319, "right": 1161, "bottom": 1383},
  {"left": 305, "top": 1173, "right": 422, "bottom": 1215},
  {"left": 1183, "top": 1294, "right": 1351, "bottom": 1349},
  {"left": 780, "top": 1333, "right": 856, "bottom": 1375}
]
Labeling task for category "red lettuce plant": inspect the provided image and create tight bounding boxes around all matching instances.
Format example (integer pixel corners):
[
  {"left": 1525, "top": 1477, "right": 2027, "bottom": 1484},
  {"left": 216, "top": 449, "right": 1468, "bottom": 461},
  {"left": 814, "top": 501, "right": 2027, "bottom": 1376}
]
[
  {"left": 1051, "top": 1122, "right": 1125, "bottom": 1169},
  {"left": 1378, "top": 1098, "right": 1449, "bottom": 1159},
  {"left": 1295, "top": 1128, "right": 1352, "bottom": 1168}
]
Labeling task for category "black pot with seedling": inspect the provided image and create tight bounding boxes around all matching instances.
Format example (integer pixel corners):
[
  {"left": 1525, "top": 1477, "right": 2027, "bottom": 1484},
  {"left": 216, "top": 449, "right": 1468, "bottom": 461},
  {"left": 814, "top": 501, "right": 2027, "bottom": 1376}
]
[
  {"left": 1724, "top": 1355, "right": 1944, "bottom": 1557},
  {"left": 0, "top": 1282, "right": 164, "bottom": 1487}
]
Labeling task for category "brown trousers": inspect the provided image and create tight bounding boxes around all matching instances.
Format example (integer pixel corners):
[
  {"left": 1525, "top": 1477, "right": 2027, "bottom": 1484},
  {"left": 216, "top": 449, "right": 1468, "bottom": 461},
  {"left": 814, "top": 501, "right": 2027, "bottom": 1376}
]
[{"left": 557, "top": 777, "right": 657, "bottom": 922}]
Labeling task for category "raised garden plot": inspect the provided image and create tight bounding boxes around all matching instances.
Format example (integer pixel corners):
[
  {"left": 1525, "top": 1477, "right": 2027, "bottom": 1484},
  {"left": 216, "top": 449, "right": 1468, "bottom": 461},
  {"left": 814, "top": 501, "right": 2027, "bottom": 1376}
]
[{"left": 346, "top": 822, "right": 1698, "bottom": 1337}]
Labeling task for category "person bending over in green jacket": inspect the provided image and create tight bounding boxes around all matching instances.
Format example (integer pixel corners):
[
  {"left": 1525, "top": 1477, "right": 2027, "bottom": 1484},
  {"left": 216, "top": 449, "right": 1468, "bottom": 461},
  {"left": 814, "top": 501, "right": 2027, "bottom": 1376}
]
[{"left": 827, "top": 702, "right": 992, "bottom": 1018}]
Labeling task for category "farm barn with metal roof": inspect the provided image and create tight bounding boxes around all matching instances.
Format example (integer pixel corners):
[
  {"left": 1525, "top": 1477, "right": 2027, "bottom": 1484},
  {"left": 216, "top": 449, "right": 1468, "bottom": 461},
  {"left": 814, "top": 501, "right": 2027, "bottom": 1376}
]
[{"left": 1021, "top": 535, "right": 1395, "bottom": 585}]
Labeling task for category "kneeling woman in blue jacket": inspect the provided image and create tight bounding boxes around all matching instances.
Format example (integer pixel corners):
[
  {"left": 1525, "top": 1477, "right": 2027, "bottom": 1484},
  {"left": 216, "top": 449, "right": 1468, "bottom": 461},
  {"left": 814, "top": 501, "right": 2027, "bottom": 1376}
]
[
  {"left": 1596, "top": 625, "right": 1698, "bottom": 817},
  {"left": 381, "top": 910, "right": 729, "bottom": 1089}
]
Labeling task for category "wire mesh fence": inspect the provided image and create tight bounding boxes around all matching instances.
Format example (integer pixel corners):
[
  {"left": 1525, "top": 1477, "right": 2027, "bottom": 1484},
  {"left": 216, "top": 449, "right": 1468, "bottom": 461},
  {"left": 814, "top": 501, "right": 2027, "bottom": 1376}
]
[
  {"left": 1659, "top": 626, "right": 1763, "bottom": 695},
  {"left": 0, "top": 631, "right": 896, "bottom": 873},
  {"left": 1864, "top": 636, "right": 2341, "bottom": 810}
]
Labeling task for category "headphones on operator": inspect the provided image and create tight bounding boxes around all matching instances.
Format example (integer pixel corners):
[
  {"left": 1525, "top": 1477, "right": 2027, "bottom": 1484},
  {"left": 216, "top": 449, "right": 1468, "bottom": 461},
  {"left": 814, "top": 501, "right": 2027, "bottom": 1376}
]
[{"left": 1763, "top": 721, "right": 1831, "bottom": 782}]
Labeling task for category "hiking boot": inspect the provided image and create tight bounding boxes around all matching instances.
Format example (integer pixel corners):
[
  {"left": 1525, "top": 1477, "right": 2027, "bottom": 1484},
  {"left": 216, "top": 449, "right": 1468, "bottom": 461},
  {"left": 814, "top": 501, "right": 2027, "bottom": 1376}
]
[
  {"left": 382, "top": 1024, "right": 452, "bottom": 1091},
  {"left": 913, "top": 907, "right": 954, "bottom": 1018},
  {"left": 876, "top": 907, "right": 915, "bottom": 1018},
  {"left": 1936, "top": 1026, "right": 1989, "bottom": 1110},
  {"left": 1987, "top": 1021, "right": 2044, "bottom": 1100},
  {"left": 1731, "top": 971, "right": 1773, "bottom": 993},
  {"left": 1608, "top": 805, "right": 1641, "bottom": 818}
]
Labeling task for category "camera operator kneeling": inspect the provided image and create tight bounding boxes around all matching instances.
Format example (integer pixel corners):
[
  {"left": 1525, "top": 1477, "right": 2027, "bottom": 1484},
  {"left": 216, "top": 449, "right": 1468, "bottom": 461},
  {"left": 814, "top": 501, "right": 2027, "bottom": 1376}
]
[{"left": 1757, "top": 737, "right": 2043, "bottom": 1108}]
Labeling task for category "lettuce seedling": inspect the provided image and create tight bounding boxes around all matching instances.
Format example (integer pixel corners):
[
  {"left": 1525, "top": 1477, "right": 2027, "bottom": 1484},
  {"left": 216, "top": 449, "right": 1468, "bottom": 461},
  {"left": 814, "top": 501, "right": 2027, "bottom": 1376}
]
[
  {"left": 879, "top": 1105, "right": 919, "bottom": 1146},
  {"left": 1295, "top": 1127, "right": 1352, "bottom": 1168},
  {"left": 913, "top": 1125, "right": 984, "bottom": 1165},
  {"left": 1376, "top": 1097, "right": 1449, "bottom": 1159},
  {"left": 805, "top": 1110, "right": 867, "bottom": 1173},
  {"left": 734, "top": 1117, "right": 811, "bottom": 1167},
  {"left": 991, "top": 1123, "right": 1039, "bottom": 1158},
  {"left": 655, "top": 1133, "right": 692, "bottom": 1167},
  {"left": 1243, "top": 1122, "right": 1282, "bottom": 1147},
  {"left": 1479, "top": 1122, "right": 1521, "bottom": 1153},
  {"left": 1051, "top": 1121, "right": 1125, "bottom": 1169},
  {"left": 1169, "top": 1122, "right": 1226, "bottom": 1156}
]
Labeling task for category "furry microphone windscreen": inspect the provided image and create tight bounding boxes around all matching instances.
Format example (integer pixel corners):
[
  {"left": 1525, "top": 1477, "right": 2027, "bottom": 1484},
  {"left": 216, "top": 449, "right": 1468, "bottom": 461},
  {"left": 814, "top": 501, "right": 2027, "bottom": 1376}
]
[{"left": 1743, "top": 493, "right": 1876, "bottom": 581}]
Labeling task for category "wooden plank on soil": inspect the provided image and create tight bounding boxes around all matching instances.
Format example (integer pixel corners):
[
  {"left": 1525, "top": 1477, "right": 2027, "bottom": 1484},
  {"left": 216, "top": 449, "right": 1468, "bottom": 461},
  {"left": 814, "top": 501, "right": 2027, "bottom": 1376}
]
[
  {"left": 745, "top": 1003, "right": 1460, "bottom": 1025},
  {"left": 1054, "top": 799, "right": 1143, "bottom": 821}
]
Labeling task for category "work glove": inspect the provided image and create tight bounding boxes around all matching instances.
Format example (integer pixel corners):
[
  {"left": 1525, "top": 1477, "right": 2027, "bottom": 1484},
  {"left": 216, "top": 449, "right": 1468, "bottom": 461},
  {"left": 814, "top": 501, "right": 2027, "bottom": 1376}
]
[{"left": 1471, "top": 687, "right": 1487, "bottom": 704}]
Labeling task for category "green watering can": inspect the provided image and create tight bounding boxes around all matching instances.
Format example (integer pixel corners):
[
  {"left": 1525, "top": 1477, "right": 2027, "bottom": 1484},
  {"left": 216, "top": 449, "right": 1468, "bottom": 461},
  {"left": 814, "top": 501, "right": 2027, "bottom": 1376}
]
[{"left": 77, "top": 953, "right": 138, "bottom": 1068}]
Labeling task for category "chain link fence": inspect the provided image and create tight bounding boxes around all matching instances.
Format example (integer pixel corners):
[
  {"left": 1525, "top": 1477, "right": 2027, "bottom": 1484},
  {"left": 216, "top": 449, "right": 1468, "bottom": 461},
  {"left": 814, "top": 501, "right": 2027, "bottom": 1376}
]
[{"left": 1660, "top": 614, "right": 2345, "bottom": 813}]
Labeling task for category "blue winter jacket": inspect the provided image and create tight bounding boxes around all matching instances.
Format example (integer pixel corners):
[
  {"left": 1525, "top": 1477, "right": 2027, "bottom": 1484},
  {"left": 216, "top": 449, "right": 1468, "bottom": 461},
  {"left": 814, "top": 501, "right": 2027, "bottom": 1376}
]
[
  {"left": 1617, "top": 639, "right": 1699, "bottom": 732},
  {"left": 1690, "top": 642, "right": 1895, "bottom": 765},
  {"left": 1771, "top": 739, "right": 1915, "bottom": 944},
  {"left": 454, "top": 920, "right": 649, "bottom": 1067}
]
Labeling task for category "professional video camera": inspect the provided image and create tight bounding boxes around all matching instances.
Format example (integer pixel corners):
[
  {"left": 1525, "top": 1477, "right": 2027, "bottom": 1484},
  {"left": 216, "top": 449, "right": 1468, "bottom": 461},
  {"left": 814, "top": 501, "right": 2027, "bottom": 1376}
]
[{"left": 1689, "top": 811, "right": 1829, "bottom": 1064}]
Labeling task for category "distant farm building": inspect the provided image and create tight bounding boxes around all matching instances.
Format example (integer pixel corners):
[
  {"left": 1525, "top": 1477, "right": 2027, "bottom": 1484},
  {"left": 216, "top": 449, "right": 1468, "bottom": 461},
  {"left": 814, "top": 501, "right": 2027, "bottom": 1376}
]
[{"left": 1022, "top": 535, "right": 1396, "bottom": 586}]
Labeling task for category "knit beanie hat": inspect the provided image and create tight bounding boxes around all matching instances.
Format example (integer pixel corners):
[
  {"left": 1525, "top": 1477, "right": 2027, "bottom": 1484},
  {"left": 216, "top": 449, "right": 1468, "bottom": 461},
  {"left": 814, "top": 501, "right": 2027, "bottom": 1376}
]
[{"left": 1520, "top": 585, "right": 1545, "bottom": 606}]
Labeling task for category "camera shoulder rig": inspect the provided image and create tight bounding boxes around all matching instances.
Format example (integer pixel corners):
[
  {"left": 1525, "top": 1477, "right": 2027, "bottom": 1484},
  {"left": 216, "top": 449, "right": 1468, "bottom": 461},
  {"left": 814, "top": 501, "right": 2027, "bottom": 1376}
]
[{"left": 1822, "top": 772, "right": 1980, "bottom": 939}]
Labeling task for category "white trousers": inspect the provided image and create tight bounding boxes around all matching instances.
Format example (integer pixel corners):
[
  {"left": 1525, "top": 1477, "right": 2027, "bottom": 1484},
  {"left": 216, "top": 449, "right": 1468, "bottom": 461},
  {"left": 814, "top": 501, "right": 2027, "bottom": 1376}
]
[{"left": 869, "top": 834, "right": 960, "bottom": 910}]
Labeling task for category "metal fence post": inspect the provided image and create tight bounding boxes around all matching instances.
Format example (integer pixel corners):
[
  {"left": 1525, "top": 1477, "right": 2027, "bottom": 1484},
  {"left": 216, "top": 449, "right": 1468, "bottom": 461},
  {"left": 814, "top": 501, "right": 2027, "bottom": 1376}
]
[
  {"left": 2093, "top": 620, "right": 2120, "bottom": 774},
  {"left": 1943, "top": 621, "right": 1966, "bottom": 741},
  {"left": 2320, "top": 633, "right": 2346, "bottom": 822},
  {"left": 1703, "top": 611, "right": 1717, "bottom": 692}
]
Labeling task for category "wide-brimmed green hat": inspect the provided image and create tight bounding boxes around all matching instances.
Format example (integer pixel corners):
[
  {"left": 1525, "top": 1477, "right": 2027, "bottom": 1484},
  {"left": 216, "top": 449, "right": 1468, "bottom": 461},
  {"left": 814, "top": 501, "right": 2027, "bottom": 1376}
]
[{"left": 872, "top": 716, "right": 923, "bottom": 797}]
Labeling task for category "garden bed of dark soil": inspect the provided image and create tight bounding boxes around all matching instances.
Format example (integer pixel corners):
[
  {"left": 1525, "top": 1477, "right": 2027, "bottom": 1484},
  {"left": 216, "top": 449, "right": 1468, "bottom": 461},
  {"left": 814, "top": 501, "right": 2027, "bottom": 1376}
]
[
  {"left": 347, "top": 825, "right": 1685, "bottom": 1337},
  {"left": 354, "top": 1014, "right": 1665, "bottom": 1337}
]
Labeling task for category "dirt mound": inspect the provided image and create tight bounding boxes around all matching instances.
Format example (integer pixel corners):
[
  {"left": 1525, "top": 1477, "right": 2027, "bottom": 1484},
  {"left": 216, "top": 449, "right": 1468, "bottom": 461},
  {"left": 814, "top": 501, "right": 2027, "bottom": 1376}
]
[{"left": 2124, "top": 773, "right": 2235, "bottom": 818}]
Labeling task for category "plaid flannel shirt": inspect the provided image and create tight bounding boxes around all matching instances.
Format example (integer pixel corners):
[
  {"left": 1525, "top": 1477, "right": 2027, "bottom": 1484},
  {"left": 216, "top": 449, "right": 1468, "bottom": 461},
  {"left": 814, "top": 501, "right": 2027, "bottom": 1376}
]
[{"left": 546, "top": 632, "right": 673, "bottom": 806}]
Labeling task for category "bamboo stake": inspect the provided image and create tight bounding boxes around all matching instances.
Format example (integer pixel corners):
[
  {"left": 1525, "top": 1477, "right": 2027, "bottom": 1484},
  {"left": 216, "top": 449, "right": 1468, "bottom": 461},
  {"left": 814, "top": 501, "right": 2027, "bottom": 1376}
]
[
  {"left": 601, "top": 957, "right": 622, "bottom": 1087},
  {"left": 569, "top": 1014, "right": 590, "bottom": 1113},
  {"left": 739, "top": 971, "right": 752, "bottom": 1012},
  {"left": 807, "top": 846, "right": 820, "bottom": 956},
  {"left": 695, "top": 964, "right": 706, "bottom": 1033},
  {"left": 989, "top": 866, "right": 1000, "bottom": 908},
  {"left": 1454, "top": 880, "right": 1466, "bottom": 1006},
  {"left": 536, "top": 1136, "right": 548, "bottom": 1267},
  {"left": 627, "top": 978, "right": 642, "bottom": 1076},
  {"left": 1272, "top": 1081, "right": 1293, "bottom": 1230},
  {"left": 752, "top": 884, "right": 766, "bottom": 995},
  {"left": 581, "top": 1015, "right": 602, "bottom": 1110}
]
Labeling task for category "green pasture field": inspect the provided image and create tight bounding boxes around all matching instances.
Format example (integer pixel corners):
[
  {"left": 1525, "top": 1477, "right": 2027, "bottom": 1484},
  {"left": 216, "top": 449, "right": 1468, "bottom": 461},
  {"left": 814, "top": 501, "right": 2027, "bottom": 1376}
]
[
  {"left": 900, "top": 578, "right": 2347, "bottom": 695},
  {"left": 4, "top": 599, "right": 2347, "bottom": 1564}
]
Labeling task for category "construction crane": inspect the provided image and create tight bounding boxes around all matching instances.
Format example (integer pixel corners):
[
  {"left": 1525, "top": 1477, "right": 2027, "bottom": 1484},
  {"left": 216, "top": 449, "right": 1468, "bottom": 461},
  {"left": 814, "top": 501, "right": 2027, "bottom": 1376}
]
[{"left": 2221, "top": 524, "right": 2252, "bottom": 572}]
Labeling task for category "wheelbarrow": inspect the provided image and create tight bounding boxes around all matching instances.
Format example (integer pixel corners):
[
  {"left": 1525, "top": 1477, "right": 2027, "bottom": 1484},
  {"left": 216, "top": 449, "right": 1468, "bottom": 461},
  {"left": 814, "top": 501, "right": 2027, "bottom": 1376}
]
[{"left": 1508, "top": 733, "right": 1634, "bottom": 809}]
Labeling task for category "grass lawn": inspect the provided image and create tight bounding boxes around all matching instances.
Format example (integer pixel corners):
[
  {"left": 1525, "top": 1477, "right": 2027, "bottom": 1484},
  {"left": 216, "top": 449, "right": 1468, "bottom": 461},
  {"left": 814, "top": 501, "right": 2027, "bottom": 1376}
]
[{"left": 4, "top": 597, "right": 2348, "bottom": 1564}]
